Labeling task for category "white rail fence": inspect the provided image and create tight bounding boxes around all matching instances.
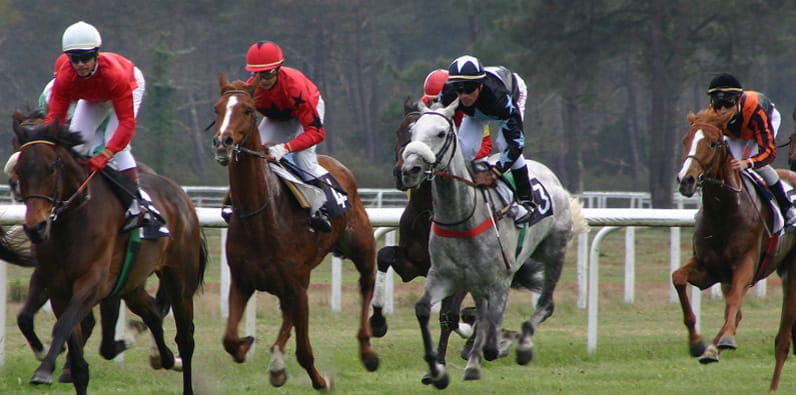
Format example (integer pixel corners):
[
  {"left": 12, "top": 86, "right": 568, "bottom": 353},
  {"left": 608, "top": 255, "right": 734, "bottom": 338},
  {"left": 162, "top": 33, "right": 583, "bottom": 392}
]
[{"left": 0, "top": 201, "right": 721, "bottom": 364}]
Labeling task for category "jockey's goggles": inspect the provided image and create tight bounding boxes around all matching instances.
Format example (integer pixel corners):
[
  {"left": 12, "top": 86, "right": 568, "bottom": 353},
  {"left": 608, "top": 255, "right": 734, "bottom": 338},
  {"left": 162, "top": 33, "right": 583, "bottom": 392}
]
[
  {"left": 709, "top": 91, "right": 739, "bottom": 109},
  {"left": 255, "top": 68, "right": 279, "bottom": 79},
  {"left": 67, "top": 51, "right": 97, "bottom": 64},
  {"left": 453, "top": 81, "right": 481, "bottom": 94}
]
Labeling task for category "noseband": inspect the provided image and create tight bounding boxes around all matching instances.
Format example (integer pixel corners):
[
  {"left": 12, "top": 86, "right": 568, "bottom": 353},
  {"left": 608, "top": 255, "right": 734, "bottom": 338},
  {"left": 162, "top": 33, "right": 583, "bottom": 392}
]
[{"left": 414, "top": 111, "right": 457, "bottom": 181}]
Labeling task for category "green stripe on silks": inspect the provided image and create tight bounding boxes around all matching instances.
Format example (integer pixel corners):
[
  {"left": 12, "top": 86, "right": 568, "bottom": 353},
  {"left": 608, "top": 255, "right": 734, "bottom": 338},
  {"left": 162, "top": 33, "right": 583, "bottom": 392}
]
[
  {"left": 499, "top": 171, "right": 526, "bottom": 257},
  {"left": 110, "top": 228, "right": 142, "bottom": 297}
]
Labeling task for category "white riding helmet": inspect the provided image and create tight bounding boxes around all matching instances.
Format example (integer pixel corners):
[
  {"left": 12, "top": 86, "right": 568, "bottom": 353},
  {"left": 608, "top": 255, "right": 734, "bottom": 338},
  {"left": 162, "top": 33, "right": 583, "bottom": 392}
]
[{"left": 62, "top": 21, "right": 102, "bottom": 53}]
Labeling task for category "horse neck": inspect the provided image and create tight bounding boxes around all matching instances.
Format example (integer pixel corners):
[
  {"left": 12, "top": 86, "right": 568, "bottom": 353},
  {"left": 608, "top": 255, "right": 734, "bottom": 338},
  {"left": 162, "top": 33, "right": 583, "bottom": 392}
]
[
  {"left": 228, "top": 137, "right": 281, "bottom": 214},
  {"left": 701, "top": 164, "right": 747, "bottom": 214},
  {"left": 431, "top": 147, "right": 479, "bottom": 223}
]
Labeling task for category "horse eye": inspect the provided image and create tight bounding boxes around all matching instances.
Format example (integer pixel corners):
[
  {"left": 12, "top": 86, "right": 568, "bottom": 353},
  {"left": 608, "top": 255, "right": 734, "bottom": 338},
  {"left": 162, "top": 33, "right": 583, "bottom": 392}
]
[
  {"left": 437, "top": 131, "right": 445, "bottom": 138},
  {"left": 245, "top": 108, "right": 253, "bottom": 115}
]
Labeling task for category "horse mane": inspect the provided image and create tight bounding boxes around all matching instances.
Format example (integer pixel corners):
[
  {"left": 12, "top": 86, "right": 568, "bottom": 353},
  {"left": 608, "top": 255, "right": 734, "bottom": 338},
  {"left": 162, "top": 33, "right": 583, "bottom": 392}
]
[
  {"left": 16, "top": 119, "right": 85, "bottom": 153},
  {"left": 687, "top": 107, "right": 733, "bottom": 129}
]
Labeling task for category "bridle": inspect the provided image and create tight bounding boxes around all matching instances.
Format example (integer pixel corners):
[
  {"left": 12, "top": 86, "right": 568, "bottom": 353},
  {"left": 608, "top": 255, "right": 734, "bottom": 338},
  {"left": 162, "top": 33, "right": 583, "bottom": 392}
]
[
  {"left": 684, "top": 122, "right": 741, "bottom": 193},
  {"left": 415, "top": 111, "right": 458, "bottom": 182}
]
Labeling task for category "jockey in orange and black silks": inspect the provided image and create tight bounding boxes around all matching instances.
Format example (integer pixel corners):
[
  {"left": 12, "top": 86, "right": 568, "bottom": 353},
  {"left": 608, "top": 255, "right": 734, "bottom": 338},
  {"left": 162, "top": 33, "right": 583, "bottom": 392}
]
[{"left": 707, "top": 72, "right": 794, "bottom": 232}]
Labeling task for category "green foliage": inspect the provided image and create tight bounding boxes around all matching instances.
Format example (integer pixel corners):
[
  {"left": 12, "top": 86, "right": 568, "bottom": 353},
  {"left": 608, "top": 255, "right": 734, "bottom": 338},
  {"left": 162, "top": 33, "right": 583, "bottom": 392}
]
[{"left": 139, "top": 34, "right": 177, "bottom": 175}]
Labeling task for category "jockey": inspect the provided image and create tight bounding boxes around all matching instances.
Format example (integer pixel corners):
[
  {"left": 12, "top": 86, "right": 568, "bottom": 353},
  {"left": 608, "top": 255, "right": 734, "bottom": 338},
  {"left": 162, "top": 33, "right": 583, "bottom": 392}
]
[
  {"left": 244, "top": 41, "right": 332, "bottom": 233},
  {"left": 421, "top": 69, "right": 493, "bottom": 160},
  {"left": 708, "top": 72, "right": 796, "bottom": 232},
  {"left": 439, "top": 55, "right": 534, "bottom": 224},
  {"left": 44, "top": 21, "right": 167, "bottom": 237}
]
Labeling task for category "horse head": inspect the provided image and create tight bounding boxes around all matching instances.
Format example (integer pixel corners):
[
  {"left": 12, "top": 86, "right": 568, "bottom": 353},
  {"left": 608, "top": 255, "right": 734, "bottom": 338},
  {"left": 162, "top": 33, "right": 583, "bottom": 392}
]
[
  {"left": 212, "top": 73, "right": 258, "bottom": 166},
  {"left": 676, "top": 109, "right": 736, "bottom": 197},
  {"left": 399, "top": 98, "right": 459, "bottom": 189},
  {"left": 393, "top": 98, "right": 421, "bottom": 190},
  {"left": 12, "top": 115, "right": 86, "bottom": 243}
]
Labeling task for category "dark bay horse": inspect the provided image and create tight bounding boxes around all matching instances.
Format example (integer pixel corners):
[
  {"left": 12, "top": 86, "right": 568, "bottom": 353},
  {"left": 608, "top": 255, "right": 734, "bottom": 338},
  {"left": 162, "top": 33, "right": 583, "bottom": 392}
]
[
  {"left": 12, "top": 118, "right": 207, "bottom": 394},
  {"left": 211, "top": 73, "right": 378, "bottom": 390},
  {"left": 399, "top": 99, "right": 584, "bottom": 387},
  {"left": 675, "top": 108, "right": 796, "bottom": 391}
]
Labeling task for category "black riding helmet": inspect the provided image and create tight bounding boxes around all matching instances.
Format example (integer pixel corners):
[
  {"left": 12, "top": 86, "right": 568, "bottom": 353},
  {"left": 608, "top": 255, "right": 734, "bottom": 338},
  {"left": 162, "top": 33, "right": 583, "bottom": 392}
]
[
  {"left": 448, "top": 55, "right": 485, "bottom": 94},
  {"left": 707, "top": 73, "right": 743, "bottom": 108}
]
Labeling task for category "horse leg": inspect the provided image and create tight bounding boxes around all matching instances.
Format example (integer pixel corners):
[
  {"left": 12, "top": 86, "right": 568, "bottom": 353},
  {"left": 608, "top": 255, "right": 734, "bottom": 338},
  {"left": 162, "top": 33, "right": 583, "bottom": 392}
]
[
  {"left": 163, "top": 278, "right": 196, "bottom": 395},
  {"left": 17, "top": 268, "right": 50, "bottom": 360},
  {"left": 771, "top": 264, "right": 796, "bottom": 391},
  {"left": 416, "top": 289, "right": 449, "bottom": 389},
  {"left": 283, "top": 289, "right": 329, "bottom": 390},
  {"left": 437, "top": 292, "right": 467, "bottom": 364},
  {"left": 222, "top": 276, "right": 255, "bottom": 363},
  {"left": 463, "top": 297, "right": 489, "bottom": 381},
  {"left": 517, "top": 254, "right": 564, "bottom": 365},
  {"left": 97, "top": 298, "right": 129, "bottom": 360},
  {"left": 710, "top": 259, "right": 754, "bottom": 356},
  {"left": 351, "top": 241, "right": 380, "bottom": 373},
  {"left": 59, "top": 311, "right": 97, "bottom": 384},
  {"left": 30, "top": 290, "right": 97, "bottom": 386},
  {"left": 269, "top": 307, "right": 294, "bottom": 387},
  {"left": 124, "top": 287, "right": 175, "bottom": 371},
  {"left": 65, "top": 328, "right": 89, "bottom": 395},
  {"left": 370, "top": 247, "right": 396, "bottom": 338},
  {"left": 671, "top": 258, "right": 710, "bottom": 358}
]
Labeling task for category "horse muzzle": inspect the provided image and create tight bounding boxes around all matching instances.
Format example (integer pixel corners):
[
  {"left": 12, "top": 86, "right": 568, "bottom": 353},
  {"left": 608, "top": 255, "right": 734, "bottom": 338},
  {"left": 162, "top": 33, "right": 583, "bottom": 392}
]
[
  {"left": 212, "top": 136, "right": 232, "bottom": 166},
  {"left": 23, "top": 219, "right": 51, "bottom": 244},
  {"left": 678, "top": 174, "right": 700, "bottom": 197}
]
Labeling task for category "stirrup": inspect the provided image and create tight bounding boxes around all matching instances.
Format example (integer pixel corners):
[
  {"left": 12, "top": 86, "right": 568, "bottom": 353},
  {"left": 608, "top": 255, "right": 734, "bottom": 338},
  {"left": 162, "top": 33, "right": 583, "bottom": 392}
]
[
  {"left": 514, "top": 200, "right": 536, "bottom": 225},
  {"left": 784, "top": 210, "right": 796, "bottom": 233},
  {"left": 309, "top": 210, "right": 332, "bottom": 233}
]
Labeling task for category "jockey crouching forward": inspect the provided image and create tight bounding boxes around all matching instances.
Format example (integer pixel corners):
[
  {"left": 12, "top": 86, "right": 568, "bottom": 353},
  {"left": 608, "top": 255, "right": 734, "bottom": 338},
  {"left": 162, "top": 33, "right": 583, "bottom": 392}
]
[
  {"left": 708, "top": 72, "right": 796, "bottom": 232},
  {"left": 243, "top": 41, "right": 332, "bottom": 233},
  {"left": 45, "top": 21, "right": 167, "bottom": 238},
  {"left": 439, "top": 55, "right": 534, "bottom": 225}
]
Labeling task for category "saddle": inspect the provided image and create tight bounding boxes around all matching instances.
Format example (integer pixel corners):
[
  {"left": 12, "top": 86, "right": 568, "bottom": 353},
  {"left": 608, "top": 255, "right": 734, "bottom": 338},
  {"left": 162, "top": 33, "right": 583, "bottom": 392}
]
[
  {"left": 471, "top": 160, "right": 554, "bottom": 227},
  {"left": 270, "top": 159, "right": 351, "bottom": 219},
  {"left": 741, "top": 170, "right": 789, "bottom": 233}
]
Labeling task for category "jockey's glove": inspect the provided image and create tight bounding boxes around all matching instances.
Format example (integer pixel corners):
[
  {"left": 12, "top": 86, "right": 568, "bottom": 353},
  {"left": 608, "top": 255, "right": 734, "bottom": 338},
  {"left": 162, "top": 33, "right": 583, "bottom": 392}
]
[
  {"left": 86, "top": 149, "right": 114, "bottom": 173},
  {"left": 266, "top": 143, "right": 289, "bottom": 162}
]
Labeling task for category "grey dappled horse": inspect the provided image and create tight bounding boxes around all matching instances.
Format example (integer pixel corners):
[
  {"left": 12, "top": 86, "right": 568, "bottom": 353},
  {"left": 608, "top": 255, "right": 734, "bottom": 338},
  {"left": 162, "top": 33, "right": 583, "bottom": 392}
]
[{"left": 400, "top": 99, "right": 585, "bottom": 387}]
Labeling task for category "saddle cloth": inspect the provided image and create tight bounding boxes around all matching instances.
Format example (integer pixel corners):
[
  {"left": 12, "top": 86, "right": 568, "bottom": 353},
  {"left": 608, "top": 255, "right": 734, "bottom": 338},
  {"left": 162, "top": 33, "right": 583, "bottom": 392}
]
[
  {"left": 270, "top": 160, "right": 351, "bottom": 218},
  {"left": 741, "top": 169, "right": 787, "bottom": 235}
]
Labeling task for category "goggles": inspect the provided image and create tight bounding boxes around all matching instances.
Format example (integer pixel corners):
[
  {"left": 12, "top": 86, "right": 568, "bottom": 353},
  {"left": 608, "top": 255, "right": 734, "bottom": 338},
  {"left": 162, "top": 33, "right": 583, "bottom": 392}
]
[
  {"left": 67, "top": 51, "right": 97, "bottom": 64},
  {"left": 452, "top": 81, "right": 481, "bottom": 94},
  {"left": 709, "top": 91, "right": 739, "bottom": 109}
]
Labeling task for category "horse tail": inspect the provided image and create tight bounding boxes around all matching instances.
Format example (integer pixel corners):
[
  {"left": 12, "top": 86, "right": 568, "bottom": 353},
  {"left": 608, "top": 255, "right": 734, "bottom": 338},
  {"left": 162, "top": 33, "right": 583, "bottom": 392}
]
[
  {"left": 0, "top": 226, "right": 36, "bottom": 267},
  {"left": 568, "top": 197, "right": 589, "bottom": 235}
]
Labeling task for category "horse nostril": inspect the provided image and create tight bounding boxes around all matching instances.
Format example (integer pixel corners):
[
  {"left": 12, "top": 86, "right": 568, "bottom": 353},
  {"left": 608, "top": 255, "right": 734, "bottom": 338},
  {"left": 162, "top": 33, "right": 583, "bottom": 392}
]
[{"left": 224, "top": 136, "right": 234, "bottom": 147}]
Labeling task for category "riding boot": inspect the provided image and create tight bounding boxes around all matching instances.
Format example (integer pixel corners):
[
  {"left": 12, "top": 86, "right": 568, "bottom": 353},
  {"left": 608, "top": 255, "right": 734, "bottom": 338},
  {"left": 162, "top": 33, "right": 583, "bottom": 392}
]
[
  {"left": 221, "top": 192, "right": 233, "bottom": 224},
  {"left": 119, "top": 168, "right": 169, "bottom": 238},
  {"left": 307, "top": 179, "right": 332, "bottom": 233},
  {"left": 511, "top": 165, "right": 536, "bottom": 225},
  {"left": 771, "top": 180, "right": 796, "bottom": 232}
]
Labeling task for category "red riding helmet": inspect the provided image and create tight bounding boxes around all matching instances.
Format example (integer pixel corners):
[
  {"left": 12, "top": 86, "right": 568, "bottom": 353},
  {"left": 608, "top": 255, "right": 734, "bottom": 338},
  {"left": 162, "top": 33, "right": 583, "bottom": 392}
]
[
  {"left": 423, "top": 69, "right": 449, "bottom": 99},
  {"left": 245, "top": 41, "right": 284, "bottom": 72}
]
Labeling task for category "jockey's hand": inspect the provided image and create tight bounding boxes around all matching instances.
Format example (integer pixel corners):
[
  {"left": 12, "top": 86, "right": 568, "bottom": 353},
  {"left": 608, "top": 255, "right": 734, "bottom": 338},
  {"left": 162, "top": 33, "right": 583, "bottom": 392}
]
[
  {"left": 730, "top": 158, "right": 753, "bottom": 171},
  {"left": 265, "top": 143, "right": 289, "bottom": 162},
  {"left": 86, "top": 150, "right": 113, "bottom": 173},
  {"left": 473, "top": 169, "right": 498, "bottom": 188}
]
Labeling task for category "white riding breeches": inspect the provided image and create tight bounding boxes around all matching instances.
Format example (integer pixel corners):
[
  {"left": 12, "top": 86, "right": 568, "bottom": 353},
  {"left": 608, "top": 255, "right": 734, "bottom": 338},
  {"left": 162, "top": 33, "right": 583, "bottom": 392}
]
[{"left": 257, "top": 96, "right": 328, "bottom": 180}]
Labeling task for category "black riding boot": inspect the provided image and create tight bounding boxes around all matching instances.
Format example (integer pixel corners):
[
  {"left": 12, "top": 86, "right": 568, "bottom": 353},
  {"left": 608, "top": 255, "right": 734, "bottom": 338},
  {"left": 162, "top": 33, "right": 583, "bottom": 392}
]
[
  {"left": 308, "top": 179, "right": 332, "bottom": 233},
  {"left": 771, "top": 180, "right": 796, "bottom": 232},
  {"left": 119, "top": 168, "right": 169, "bottom": 238},
  {"left": 511, "top": 165, "right": 536, "bottom": 224}
]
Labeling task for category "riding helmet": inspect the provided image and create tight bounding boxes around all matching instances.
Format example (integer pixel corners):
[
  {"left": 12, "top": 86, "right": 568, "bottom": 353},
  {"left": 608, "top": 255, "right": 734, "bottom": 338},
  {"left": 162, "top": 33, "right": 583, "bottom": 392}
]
[
  {"left": 423, "top": 69, "right": 449, "bottom": 99},
  {"left": 62, "top": 21, "right": 102, "bottom": 53},
  {"left": 245, "top": 41, "right": 284, "bottom": 72},
  {"left": 448, "top": 55, "right": 486, "bottom": 82},
  {"left": 707, "top": 73, "right": 743, "bottom": 95}
]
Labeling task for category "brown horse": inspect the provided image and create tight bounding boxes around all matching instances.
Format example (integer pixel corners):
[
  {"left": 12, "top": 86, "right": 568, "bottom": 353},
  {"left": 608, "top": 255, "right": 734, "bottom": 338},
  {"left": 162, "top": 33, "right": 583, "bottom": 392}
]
[
  {"left": 12, "top": 117, "right": 207, "bottom": 394},
  {"left": 674, "top": 108, "right": 796, "bottom": 391},
  {"left": 211, "top": 73, "right": 378, "bottom": 390}
]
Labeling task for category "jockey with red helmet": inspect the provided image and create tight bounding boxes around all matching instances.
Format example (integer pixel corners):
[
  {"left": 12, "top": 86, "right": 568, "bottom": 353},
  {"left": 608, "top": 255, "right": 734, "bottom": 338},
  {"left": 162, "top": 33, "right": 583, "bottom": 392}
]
[
  {"left": 439, "top": 55, "right": 534, "bottom": 224},
  {"left": 44, "top": 21, "right": 166, "bottom": 237},
  {"left": 421, "top": 69, "right": 492, "bottom": 160},
  {"left": 244, "top": 41, "right": 332, "bottom": 232},
  {"left": 707, "top": 72, "right": 795, "bottom": 231}
]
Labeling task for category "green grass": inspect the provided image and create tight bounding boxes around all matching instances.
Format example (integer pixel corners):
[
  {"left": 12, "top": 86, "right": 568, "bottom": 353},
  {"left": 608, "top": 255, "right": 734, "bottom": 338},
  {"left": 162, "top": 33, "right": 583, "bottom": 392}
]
[{"left": 2, "top": 227, "right": 795, "bottom": 394}]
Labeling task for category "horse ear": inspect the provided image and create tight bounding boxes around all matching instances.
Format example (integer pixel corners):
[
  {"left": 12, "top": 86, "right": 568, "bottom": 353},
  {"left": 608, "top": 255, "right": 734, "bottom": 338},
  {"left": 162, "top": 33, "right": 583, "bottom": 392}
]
[
  {"left": 686, "top": 112, "right": 696, "bottom": 124},
  {"left": 417, "top": 99, "right": 429, "bottom": 112},
  {"left": 11, "top": 112, "right": 25, "bottom": 146},
  {"left": 404, "top": 97, "right": 417, "bottom": 115},
  {"left": 218, "top": 73, "right": 230, "bottom": 92},
  {"left": 443, "top": 97, "right": 459, "bottom": 118}
]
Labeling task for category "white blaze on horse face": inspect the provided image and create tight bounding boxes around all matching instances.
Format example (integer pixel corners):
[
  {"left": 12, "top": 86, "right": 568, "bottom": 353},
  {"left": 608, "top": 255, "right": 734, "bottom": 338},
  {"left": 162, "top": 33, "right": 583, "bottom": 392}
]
[
  {"left": 678, "top": 129, "right": 705, "bottom": 182},
  {"left": 219, "top": 95, "right": 240, "bottom": 136}
]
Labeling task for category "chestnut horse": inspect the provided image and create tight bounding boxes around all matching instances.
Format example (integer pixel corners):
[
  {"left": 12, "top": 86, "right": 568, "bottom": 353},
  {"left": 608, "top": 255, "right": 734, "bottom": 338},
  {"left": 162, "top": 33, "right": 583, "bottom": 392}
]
[
  {"left": 675, "top": 108, "right": 796, "bottom": 391},
  {"left": 211, "top": 74, "right": 378, "bottom": 390},
  {"left": 12, "top": 118, "right": 207, "bottom": 394}
]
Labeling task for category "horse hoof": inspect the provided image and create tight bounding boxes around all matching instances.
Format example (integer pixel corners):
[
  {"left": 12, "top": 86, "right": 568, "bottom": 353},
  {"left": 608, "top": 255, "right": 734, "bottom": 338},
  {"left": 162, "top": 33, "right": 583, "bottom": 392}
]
[
  {"left": 369, "top": 314, "right": 388, "bottom": 338},
  {"left": 30, "top": 370, "right": 53, "bottom": 385},
  {"left": 484, "top": 346, "right": 499, "bottom": 361},
  {"left": 363, "top": 354, "right": 379, "bottom": 372},
  {"left": 689, "top": 340, "right": 707, "bottom": 357},
  {"left": 224, "top": 336, "right": 255, "bottom": 363},
  {"left": 270, "top": 369, "right": 287, "bottom": 387},
  {"left": 498, "top": 329, "right": 519, "bottom": 358},
  {"left": 463, "top": 367, "right": 480, "bottom": 381},
  {"left": 717, "top": 337, "right": 737, "bottom": 350},
  {"left": 516, "top": 348, "right": 534, "bottom": 365},
  {"left": 58, "top": 368, "right": 73, "bottom": 383},
  {"left": 171, "top": 356, "right": 183, "bottom": 372},
  {"left": 699, "top": 344, "right": 719, "bottom": 364},
  {"left": 421, "top": 372, "right": 432, "bottom": 385},
  {"left": 433, "top": 372, "right": 450, "bottom": 389},
  {"left": 460, "top": 336, "right": 475, "bottom": 361}
]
